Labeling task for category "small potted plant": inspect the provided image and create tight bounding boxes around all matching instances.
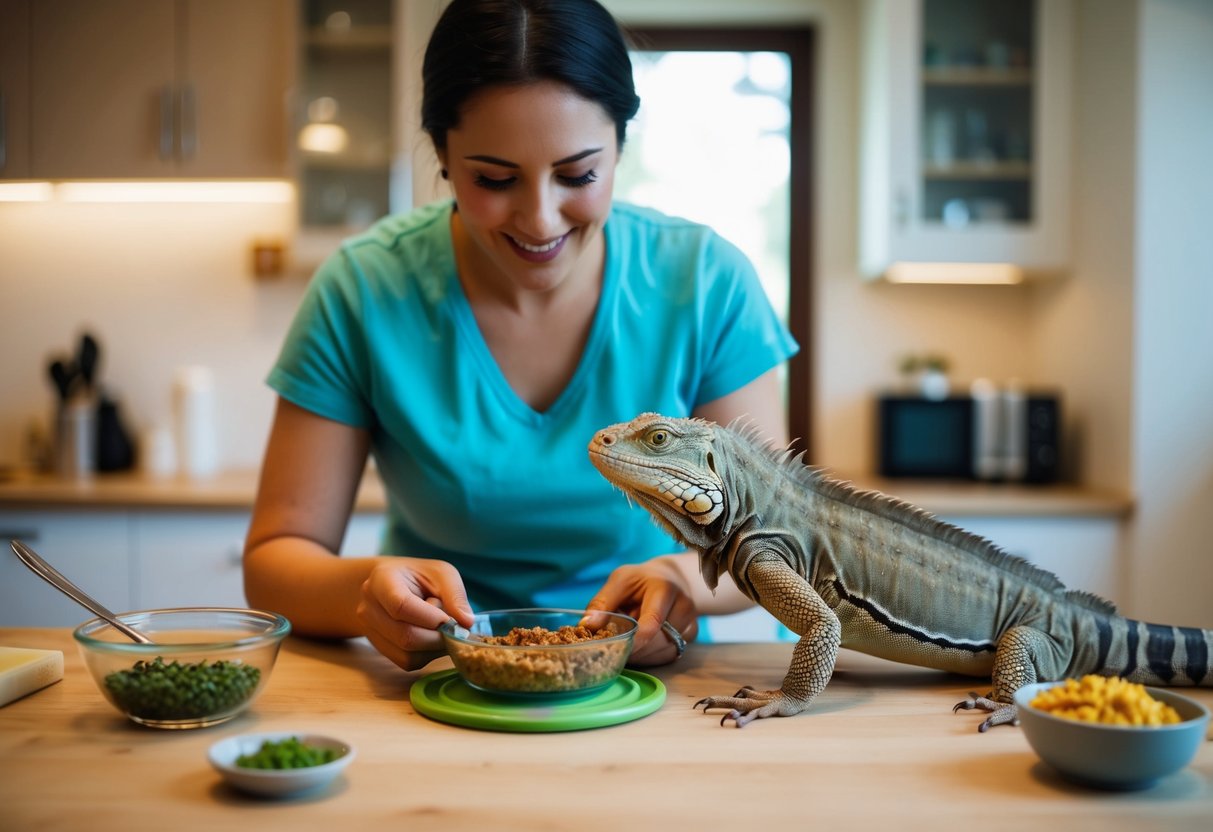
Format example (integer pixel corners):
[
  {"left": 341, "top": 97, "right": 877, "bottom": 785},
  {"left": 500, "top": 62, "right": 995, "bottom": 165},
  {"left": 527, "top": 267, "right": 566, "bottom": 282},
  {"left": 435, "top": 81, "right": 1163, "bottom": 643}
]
[{"left": 898, "top": 353, "right": 951, "bottom": 400}]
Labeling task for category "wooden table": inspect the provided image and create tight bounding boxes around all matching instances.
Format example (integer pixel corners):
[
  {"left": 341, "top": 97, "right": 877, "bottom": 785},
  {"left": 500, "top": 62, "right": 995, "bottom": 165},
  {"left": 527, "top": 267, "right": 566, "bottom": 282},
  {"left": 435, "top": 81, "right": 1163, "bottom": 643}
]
[{"left": 1, "top": 629, "right": 1210, "bottom": 831}]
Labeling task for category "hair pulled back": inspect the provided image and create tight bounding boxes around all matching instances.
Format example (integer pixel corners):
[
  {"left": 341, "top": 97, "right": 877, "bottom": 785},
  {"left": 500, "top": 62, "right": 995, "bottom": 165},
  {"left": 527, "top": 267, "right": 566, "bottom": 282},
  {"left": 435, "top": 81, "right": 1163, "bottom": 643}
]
[{"left": 421, "top": 0, "right": 640, "bottom": 152}]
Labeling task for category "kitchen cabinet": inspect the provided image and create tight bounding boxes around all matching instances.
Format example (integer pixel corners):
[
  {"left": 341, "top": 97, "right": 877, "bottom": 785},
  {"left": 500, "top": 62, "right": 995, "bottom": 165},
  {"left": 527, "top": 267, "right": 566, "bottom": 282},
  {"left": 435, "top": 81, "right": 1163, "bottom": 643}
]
[
  {"left": 858, "top": 0, "right": 1073, "bottom": 278},
  {"left": 134, "top": 510, "right": 386, "bottom": 610},
  {"left": 941, "top": 514, "right": 1124, "bottom": 603},
  {"left": 0, "top": 0, "right": 32, "bottom": 178},
  {"left": 295, "top": 0, "right": 395, "bottom": 233},
  {"left": 0, "top": 510, "right": 133, "bottom": 627},
  {"left": 3, "top": 0, "right": 294, "bottom": 180},
  {"left": 0, "top": 508, "right": 386, "bottom": 626}
]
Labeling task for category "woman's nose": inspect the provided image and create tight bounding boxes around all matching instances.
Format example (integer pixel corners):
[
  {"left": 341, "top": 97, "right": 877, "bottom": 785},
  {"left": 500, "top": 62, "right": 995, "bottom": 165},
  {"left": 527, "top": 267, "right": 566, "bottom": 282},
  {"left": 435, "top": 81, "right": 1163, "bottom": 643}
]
[{"left": 514, "top": 183, "right": 561, "bottom": 239}]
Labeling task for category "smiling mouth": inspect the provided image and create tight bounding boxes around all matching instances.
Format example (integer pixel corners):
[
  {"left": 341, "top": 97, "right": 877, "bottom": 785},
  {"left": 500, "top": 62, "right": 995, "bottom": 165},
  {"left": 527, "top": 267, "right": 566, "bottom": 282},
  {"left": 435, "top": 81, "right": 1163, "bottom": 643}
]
[
  {"left": 508, "top": 234, "right": 565, "bottom": 253},
  {"left": 505, "top": 232, "right": 569, "bottom": 263}
]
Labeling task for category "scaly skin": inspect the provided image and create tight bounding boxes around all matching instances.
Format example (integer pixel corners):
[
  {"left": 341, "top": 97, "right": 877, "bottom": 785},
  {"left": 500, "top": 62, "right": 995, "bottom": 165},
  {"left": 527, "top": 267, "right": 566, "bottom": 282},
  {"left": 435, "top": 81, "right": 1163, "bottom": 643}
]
[{"left": 588, "top": 413, "right": 1213, "bottom": 730}]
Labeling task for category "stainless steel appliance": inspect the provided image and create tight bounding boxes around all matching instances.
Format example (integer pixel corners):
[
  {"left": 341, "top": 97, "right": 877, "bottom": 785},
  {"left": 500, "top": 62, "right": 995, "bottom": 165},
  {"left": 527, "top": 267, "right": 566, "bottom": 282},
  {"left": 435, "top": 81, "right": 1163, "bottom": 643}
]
[{"left": 877, "top": 390, "right": 1060, "bottom": 482}]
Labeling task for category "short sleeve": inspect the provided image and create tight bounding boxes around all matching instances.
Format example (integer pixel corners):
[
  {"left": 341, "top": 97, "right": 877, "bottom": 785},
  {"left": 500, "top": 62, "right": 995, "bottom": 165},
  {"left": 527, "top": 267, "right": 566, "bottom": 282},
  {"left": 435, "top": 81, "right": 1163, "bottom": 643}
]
[
  {"left": 266, "top": 248, "right": 374, "bottom": 428},
  {"left": 694, "top": 233, "right": 799, "bottom": 406}
]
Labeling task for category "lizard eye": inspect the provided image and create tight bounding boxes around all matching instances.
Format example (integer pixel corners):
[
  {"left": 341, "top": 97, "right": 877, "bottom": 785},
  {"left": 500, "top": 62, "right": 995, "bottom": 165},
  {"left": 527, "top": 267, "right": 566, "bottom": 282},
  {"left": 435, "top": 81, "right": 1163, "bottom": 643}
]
[{"left": 647, "top": 429, "right": 669, "bottom": 447}]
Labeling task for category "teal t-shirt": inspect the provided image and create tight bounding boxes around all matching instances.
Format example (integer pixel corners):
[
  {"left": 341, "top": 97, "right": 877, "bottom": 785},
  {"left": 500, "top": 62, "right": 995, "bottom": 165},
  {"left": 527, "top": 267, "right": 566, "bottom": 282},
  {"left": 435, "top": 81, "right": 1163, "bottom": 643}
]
[{"left": 269, "top": 200, "right": 798, "bottom": 610}]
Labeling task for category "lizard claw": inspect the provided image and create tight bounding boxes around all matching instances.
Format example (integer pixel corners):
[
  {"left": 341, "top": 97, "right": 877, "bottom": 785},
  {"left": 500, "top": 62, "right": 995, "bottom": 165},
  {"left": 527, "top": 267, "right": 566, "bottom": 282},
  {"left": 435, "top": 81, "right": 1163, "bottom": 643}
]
[
  {"left": 952, "top": 691, "right": 986, "bottom": 713},
  {"left": 953, "top": 691, "right": 1019, "bottom": 731},
  {"left": 694, "top": 687, "right": 811, "bottom": 726}
]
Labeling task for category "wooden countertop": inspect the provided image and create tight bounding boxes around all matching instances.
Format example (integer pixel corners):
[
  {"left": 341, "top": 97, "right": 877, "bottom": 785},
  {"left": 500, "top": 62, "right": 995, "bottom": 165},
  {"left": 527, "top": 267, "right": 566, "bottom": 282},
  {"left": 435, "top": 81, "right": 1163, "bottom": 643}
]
[
  {"left": 0, "top": 469, "right": 388, "bottom": 512},
  {"left": 0, "top": 468, "right": 1132, "bottom": 518},
  {"left": 1, "top": 630, "right": 1208, "bottom": 830}
]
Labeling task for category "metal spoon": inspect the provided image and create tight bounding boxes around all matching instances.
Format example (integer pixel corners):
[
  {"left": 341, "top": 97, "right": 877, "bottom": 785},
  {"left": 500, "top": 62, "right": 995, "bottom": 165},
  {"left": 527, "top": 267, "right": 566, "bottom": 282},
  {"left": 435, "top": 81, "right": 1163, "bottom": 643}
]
[{"left": 9, "top": 540, "right": 153, "bottom": 644}]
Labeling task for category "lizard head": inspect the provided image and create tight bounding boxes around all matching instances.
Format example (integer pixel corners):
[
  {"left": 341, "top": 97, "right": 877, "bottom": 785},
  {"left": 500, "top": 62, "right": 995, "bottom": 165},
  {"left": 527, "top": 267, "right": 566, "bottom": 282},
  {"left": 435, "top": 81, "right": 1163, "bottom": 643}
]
[{"left": 588, "top": 412, "right": 727, "bottom": 548}]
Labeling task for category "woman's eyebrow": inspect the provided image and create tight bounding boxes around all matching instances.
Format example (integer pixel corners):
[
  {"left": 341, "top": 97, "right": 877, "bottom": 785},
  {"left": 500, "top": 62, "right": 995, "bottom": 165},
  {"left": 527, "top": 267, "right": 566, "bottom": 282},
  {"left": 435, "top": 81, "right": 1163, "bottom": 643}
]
[{"left": 464, "top": 147, "right": 604, "bottom": 168}]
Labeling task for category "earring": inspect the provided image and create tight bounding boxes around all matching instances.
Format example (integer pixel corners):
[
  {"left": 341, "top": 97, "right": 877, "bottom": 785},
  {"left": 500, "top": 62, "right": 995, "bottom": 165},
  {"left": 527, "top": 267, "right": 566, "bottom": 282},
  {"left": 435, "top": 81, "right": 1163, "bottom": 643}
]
[{"left": 440, "top": 168, "right": 448, "bottom": 180}]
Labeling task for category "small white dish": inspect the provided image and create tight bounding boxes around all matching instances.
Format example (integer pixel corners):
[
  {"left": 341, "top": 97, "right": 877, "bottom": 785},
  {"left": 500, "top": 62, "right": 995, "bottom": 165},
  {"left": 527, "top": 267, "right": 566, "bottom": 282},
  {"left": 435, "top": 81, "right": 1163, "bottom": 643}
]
[{"left": 208, "top": 731, "right": 354, "bottom": 797}]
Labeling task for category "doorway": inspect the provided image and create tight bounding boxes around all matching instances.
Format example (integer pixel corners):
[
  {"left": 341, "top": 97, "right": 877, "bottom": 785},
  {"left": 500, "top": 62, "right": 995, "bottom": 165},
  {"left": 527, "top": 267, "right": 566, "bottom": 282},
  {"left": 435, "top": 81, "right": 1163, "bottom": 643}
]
[{"left": 616, "top": 27, "right": 815, "bottom": 452}]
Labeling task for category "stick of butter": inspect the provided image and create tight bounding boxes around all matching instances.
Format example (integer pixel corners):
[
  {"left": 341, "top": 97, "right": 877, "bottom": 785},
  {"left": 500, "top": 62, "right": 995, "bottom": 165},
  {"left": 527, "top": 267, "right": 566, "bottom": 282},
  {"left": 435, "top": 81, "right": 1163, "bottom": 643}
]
[{"left": 0, "top": 646, "right": 65, "bottom": 707}]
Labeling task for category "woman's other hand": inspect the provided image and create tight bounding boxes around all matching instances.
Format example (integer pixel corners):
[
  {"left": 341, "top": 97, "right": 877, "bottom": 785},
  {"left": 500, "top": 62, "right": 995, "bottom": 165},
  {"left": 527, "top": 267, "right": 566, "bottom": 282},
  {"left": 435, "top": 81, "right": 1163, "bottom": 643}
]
[
  {"left": 585, "top": 556, "right": 700, "bottom": 666},
  {"left": 358, "top": 558, "right": 475, "bottom": 671}
]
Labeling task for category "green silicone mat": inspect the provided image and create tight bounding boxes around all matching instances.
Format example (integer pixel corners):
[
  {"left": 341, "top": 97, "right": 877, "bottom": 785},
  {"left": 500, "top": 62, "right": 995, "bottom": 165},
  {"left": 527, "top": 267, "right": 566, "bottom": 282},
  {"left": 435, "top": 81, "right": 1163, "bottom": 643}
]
[{"left": 409, "top": 668, "right": 666, "bottom": 732}]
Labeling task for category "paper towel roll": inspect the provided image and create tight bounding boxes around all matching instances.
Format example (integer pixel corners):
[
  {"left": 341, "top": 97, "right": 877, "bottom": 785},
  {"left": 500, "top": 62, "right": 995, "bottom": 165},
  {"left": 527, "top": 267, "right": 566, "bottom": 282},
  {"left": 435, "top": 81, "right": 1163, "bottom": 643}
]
[{"left": 173, "top": 365, "right": 218, "bottom": 478}]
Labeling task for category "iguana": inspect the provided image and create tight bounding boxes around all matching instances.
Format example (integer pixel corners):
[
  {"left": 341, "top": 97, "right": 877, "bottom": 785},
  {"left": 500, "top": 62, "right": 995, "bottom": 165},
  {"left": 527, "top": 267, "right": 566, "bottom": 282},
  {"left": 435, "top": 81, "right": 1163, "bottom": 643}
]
[{"left": 588, "top": 412, "right": 1213, "bottom": 730}]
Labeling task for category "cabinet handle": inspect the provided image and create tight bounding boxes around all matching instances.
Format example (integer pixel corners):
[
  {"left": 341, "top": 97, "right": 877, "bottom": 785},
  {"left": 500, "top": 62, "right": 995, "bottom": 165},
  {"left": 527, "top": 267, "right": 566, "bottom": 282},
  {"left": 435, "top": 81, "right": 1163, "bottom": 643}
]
[
  {"left": 159, "top": 85, "right": 175, "bottom": 161},
  {"left": 179, "top": 84, "right": 197, "bottom": 160}
]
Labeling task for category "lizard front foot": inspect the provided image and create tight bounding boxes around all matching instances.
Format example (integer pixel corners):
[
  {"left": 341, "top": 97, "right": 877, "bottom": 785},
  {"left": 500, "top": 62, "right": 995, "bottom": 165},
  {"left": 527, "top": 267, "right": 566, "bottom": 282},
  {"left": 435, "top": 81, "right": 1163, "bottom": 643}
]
[
  {"left": 953, "top": 691, "right": 1019, "bottom": 732},
  {"left": 694, "top": 686, "right": 810, "bottom": 727}
]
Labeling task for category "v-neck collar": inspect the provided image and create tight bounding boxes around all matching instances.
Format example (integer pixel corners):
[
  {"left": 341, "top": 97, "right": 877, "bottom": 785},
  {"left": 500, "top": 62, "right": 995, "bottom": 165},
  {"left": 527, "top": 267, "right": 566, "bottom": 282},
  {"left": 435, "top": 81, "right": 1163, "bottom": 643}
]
[{"left": 446, "top": 206, "right": 617, "bottom": 427}]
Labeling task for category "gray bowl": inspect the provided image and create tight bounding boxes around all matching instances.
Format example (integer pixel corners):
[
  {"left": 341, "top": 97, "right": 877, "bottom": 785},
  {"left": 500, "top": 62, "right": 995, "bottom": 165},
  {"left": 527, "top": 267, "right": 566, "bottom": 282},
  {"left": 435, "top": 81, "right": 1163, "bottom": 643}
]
[{"left": 1014, "top": 681, "right": 1210, "bottom": 790}]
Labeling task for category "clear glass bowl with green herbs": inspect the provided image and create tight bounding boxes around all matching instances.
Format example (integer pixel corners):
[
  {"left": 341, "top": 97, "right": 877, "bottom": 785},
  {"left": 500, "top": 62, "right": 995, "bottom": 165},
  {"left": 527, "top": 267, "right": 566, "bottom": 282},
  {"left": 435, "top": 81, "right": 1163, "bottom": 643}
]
[{"left": 73, "top": 607, "right": 290, "bottom": 729}]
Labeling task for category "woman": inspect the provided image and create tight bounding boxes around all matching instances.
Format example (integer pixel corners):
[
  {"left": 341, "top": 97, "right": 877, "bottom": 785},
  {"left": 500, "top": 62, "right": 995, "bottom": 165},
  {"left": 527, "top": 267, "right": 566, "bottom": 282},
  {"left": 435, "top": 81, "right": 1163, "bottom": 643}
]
[{"left": 244, "top": 0, "right": 798, "bottom": 671}]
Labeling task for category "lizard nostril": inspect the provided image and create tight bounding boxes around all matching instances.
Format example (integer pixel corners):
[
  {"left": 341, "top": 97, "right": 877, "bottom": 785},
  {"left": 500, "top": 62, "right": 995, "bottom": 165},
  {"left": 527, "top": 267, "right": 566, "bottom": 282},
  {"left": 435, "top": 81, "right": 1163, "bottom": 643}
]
[{"left": 600, "top": 434, "right": 614, "bottom": 446}]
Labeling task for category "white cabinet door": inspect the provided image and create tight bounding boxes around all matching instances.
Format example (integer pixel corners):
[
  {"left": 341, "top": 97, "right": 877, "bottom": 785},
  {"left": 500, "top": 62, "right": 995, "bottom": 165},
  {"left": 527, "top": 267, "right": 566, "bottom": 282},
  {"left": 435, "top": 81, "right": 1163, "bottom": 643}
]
[
  {"left": 340, "top": 513, "right": 386, "bottom": 557},
  {"left": 0, "top": 511, "right": 133, "bottom": 626},
  {"left": 134, "top": 512, "right": 251, "bottom": 609},
  {"left": 134, "top": 510, "right": 387, "bottom": 611},
  {"left": 942, "top": 515, "right": 1124, "bottom": 604},
  {"left": 858, "top": 0, "right": 1073, "bottom": 278}
]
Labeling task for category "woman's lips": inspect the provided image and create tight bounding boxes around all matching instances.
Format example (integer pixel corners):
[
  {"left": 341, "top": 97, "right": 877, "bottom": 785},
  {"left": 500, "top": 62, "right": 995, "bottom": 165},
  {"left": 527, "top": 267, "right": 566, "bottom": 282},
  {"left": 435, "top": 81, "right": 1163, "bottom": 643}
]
[{"left": 506, "top": 232, "right": 568, "bottom": 263}]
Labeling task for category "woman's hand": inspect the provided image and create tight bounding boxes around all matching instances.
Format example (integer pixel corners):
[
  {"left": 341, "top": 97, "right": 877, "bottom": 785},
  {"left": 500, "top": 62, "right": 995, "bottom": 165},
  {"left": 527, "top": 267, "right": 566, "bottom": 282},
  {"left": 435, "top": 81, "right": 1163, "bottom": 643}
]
[
  {"left": 585, "top": 556, "right": 700, "bottom": 666},
  {"left": 356, "top": 558, "right": 475, "bottom": 671}
]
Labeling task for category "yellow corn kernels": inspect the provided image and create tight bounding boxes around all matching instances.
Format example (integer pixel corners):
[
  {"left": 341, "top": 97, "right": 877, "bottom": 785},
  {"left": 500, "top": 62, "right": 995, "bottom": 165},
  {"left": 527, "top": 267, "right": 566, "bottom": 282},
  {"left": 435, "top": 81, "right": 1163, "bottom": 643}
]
[{"left": 1028, "top": 675, "right": 1182, "bottom": 726}]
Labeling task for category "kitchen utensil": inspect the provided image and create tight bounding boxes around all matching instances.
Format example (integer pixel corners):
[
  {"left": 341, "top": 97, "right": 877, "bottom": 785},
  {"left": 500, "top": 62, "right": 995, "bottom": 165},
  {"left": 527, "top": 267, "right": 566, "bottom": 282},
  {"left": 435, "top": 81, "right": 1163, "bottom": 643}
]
[
  {"left": 54, "top": 397, "right": 96, "bottom": 480},
  {"left": 9, "top": 540, "right": 153, "bottom": 644},
  {"left": 77, "top": 332, "right": 100, "bottom": 392},
  {"left": 48, "top": 358, "right": 77, "bottom": 402}
]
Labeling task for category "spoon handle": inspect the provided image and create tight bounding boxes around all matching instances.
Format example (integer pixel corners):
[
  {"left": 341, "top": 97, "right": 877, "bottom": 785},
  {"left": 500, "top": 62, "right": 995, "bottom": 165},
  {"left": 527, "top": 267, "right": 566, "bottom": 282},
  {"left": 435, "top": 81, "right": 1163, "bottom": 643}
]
[{"left": 9, "top": 540, "right": 153, "bottom": 644}]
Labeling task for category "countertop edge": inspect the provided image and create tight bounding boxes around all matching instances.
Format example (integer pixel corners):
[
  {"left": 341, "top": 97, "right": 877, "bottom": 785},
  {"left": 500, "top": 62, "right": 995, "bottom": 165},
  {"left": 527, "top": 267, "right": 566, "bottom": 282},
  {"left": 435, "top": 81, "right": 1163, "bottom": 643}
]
[{"left": 0, "top": 469, "right": 1133, "bottom": 518}]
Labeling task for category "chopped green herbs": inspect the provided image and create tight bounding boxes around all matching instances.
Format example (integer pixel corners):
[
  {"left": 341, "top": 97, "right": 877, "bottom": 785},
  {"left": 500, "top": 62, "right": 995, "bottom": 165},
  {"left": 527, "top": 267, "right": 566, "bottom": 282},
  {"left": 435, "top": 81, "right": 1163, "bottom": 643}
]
[
  {"left": 103, "top": 656, "right": 261, "bottom": 720},
  {"left": 236, "top": 737, "right": 341, "bottom": 769}
]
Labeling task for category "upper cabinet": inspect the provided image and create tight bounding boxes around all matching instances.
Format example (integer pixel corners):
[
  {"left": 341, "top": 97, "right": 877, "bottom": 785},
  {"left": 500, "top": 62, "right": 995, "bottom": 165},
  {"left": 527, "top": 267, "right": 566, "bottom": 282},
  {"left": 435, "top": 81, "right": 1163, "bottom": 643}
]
[
  {"left": 859, "top": 0, "right": 1073, "bottom": 279},
  {"left": 295, "top": 0, "right": 395, "bottom": 233},
  {"left": 0, "top": 0, "right": 294, "bottom": 180},
  {"left": 0, "top": 0, "right": 32, "bottom": 178}
]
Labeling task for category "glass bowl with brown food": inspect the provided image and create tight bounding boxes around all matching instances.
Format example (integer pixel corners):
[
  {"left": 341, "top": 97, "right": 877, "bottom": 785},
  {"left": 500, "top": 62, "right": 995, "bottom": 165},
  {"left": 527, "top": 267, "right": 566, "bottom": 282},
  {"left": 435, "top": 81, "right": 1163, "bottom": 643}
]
[{"left": 439, "top": 608, "right": 637, "bottom": 697}]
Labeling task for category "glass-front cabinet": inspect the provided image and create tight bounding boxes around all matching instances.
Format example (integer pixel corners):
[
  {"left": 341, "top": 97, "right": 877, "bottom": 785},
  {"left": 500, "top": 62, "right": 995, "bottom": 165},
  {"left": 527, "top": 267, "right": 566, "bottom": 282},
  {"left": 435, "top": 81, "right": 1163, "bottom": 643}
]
[
  {"left": 295, "top": 0, "right": 394, "bottom": 233},
  {"left": 859, "top": 0, "right": 1072, "bottom": 280}
]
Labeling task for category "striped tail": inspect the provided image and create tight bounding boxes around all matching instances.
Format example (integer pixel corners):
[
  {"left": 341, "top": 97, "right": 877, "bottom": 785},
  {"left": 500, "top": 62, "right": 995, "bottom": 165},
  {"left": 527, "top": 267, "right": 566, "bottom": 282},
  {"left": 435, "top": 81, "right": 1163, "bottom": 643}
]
[{"left": 1089, "top": 615, "right": 1213, "bottom": 686}]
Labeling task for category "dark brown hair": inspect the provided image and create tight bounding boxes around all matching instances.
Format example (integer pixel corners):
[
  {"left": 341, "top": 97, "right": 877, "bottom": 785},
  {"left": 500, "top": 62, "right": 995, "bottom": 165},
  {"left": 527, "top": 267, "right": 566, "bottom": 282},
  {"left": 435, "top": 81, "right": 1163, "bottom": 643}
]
[{"left": 421, "top": 0, "right": 641, "bottom": 152}]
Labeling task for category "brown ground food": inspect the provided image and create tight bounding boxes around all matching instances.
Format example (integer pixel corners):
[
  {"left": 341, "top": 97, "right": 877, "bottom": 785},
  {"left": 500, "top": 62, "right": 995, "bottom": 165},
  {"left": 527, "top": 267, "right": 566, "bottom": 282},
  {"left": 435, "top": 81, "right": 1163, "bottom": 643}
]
[
  {"left": 480, "top": 623, "right": 620, "bottom": 646},
  {"left": 450, "top": 622, "right": 630, "bottom": 693}
]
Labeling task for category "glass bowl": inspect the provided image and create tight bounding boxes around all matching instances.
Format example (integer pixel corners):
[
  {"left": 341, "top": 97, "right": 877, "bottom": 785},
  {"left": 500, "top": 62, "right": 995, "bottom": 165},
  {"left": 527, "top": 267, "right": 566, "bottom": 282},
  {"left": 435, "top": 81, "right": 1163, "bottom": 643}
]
[
  {"left": 73, "top": 607, "right": 290, "bottom": 729},
  {"left": 438, "top": 608, "right": 637, "bottom": 697},
  {"left": 1014, "top": 681, "right": 1211, "bottom": 790}
]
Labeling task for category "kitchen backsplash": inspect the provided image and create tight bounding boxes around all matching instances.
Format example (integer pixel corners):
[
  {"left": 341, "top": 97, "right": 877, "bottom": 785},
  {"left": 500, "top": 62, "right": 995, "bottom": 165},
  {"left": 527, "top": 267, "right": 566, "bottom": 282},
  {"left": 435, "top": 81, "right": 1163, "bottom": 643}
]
[{"left": 0, "top": 199, "right": 300, "bottom": 472}]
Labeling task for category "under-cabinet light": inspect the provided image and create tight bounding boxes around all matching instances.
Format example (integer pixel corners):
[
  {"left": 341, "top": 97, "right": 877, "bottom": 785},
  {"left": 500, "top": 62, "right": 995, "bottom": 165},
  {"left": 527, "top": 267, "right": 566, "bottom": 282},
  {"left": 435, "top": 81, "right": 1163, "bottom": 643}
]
[
  {"left": 0, "top": 180, "right": 293, "bottom": 203},
  {"left": 54, "top": 181, "right": 294, "bottom": 203},
  {"left": 885, "top": 262, "right": 1024, "bottom": 285},
  {"left": 0, "top": 182, "right": 55, "bottom": 201}
]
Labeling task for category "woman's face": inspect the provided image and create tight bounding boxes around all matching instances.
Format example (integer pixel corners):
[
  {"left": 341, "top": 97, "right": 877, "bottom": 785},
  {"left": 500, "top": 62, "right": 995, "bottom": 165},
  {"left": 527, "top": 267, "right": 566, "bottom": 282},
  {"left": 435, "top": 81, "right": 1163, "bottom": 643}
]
[{"left": 441, "top": 81, "right": 619, "bottom": 297}]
